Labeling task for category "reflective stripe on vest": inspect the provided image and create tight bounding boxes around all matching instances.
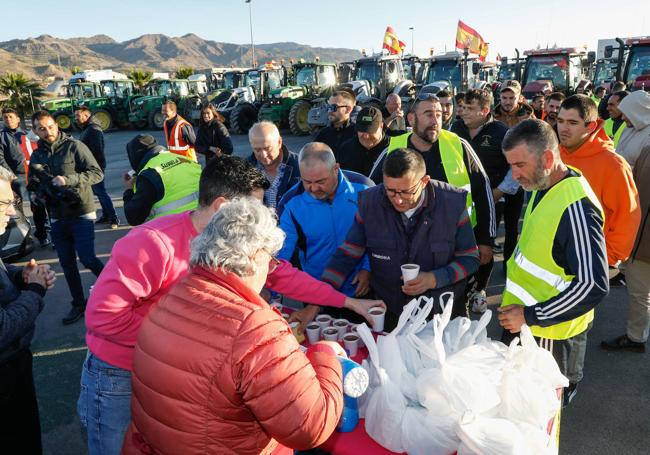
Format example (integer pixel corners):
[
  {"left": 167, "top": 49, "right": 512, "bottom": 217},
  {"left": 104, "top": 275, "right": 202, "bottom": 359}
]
[
  {"left": 163, "top": 115, "right": 197, "bottom": 162},
  {"left": 136, "top": 151, "right": 202, "bottom": 221},
  {"left": 603, "top": 118, "right": 626, "bottom": 148},
  {"left": 387, "top": 131, "right": 476, "bottom": 226},
  {"left": 501, "top": 173, "right": 603, "bottom": 340}
]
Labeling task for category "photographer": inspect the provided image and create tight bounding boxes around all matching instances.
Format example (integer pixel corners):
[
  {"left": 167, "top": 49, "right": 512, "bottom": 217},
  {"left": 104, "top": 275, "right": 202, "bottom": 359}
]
[
  {"left": 0, "top": 167, "right": 56, "bottom": 454},
  {"left": 29, "top": 111, "right": 104, "bottom": 325}
]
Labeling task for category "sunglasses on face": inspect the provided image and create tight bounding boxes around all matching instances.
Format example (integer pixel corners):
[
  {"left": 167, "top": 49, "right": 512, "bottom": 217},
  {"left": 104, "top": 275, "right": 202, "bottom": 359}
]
[{"left": 327, "top": 104, "right": 348, "bottom": 112}]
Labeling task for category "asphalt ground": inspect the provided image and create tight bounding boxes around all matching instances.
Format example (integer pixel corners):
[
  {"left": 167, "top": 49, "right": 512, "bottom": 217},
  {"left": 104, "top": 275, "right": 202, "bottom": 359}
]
[{"left": 18, "top": 128, "right": 649, "bottom": 454}]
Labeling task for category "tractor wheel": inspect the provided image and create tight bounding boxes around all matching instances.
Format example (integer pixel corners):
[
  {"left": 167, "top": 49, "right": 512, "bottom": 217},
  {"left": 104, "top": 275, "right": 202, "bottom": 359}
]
[
  {"left": 230, "top": 102, "right": 258, "bottom": 134},
  {"left": 93, "top": 109, "right": 113, "bottom": 132},
  {"left": 148, "top": 109, "right": 165, "bottom": 130},
  {"left": 53, "top": 111, "right": 73, "bottom": 132},
  {"left": 289, "top": 99, "right": 312, "bottom": 136}
]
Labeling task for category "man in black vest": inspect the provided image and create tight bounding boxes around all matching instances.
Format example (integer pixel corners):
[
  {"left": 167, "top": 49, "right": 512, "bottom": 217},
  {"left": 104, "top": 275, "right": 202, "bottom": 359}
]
[{"left": 322, "top": 148, "right": 480, "bottom": 329}]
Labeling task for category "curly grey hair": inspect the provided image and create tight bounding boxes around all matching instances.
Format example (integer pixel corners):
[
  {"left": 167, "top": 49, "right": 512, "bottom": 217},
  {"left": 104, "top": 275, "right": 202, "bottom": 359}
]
[{"left": 189, "top": 197, "right": 285, "bottom": 277}]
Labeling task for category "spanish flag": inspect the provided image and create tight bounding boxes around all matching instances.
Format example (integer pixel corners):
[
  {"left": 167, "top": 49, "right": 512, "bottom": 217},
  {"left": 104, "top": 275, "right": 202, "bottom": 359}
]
[
  {"left": 383, "top": 26, "right": 406, "bottom": 55},
  {"left": 455, "top": 20, "right": 489, "bottom": 61}
]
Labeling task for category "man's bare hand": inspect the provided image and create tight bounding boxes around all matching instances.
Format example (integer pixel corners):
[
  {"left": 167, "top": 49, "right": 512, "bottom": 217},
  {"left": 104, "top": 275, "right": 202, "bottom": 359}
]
[
  {"left": 402, "top": 272, "right": 436, "bottom": 296},
  {"left": 498, "top": 305, "right": 526, "bottom": 333},
  {"left": 288, "top": 304, "right": 320, "bottom": 331},
  {"left": 51, "top": 175, "right": 66, "bottom": 187},
  {"left": 122, "top": 171, "right": 136, "bottom": 191},
  {"left": 478, "top": 244, "right": 493, "bottom": 264},
  {"left": 351, "top": 269, "right": 371, "bottom": 296}
]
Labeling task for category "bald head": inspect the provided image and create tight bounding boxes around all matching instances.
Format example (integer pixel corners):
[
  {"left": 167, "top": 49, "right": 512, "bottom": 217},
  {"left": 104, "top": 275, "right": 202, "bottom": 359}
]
[
  {"left": 386, "top": 93, "right": 401, "bottom": 114},
  {"left": 298, "top": 142, "right": 336, "bottom": 170},
  {"left": 249, "top": 121, "right": 283, "bottom": 169},
  {"left": 298, "top": 142, "right": 340, "bottom": 201}
]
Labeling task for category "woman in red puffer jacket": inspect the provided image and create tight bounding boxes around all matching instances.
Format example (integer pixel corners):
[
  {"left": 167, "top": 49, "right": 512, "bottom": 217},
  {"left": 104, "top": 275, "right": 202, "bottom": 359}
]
[{"left": 121, "top": 197, "right": 344, "bottom": 455}]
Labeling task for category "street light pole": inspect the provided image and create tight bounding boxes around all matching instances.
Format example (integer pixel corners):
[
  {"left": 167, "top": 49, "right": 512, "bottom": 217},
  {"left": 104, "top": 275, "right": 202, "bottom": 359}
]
[
  {"left": 245, "top": 0, "right": 256, "bottom": 67},
  {"left": 409, "top": 27, "right": 414, "bottom": 55}
]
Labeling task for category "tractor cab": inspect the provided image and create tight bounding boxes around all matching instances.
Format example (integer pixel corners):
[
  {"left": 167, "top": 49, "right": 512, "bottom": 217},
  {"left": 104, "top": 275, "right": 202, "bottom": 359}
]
[{"left": 521, "top": 48, "right": 592, "bottom": 101}]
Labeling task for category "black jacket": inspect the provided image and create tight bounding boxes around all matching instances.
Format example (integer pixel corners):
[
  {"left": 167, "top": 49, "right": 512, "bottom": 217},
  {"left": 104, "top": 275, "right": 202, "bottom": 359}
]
[
  {"left": 78, "top": 117, "right": 106, "bottom": 170},
  {"left": 451, "top": 116, "right": 510, "bottom": 189},
  {"left": 337, "top": 133, "right": 390, "bottom": 177},
  {"left": 0, "top": 259, "right": 46, "bottom": 364},
  {"left": 29, "top": 132, "right": 103, "bottom": 220},
  {"left": 0, "top": 127, "right": 28, "bottom": 176},
  {"left": 195, "top": 119, "right": 233, "bottom": 159},
  {"left": 246, "top": 144, "right": 300, "bottom": 208},
  {"left": 122, "top": 144, "right": 167, "bottom": 226},
  {"left": 314, "top": 121, "right": 356, "bottom": 154}
]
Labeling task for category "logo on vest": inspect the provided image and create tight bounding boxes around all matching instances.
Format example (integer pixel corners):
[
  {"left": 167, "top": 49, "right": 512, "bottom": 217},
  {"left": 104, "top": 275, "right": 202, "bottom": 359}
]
[
  {"left": 160, "top": 158, "right": 181, "bottom": 170},
  {"left": 480, "top": 135, "right": 492, "bottom": 147},
  {"left": 371, "top": 253, "right": 391, "bottom": 260}
]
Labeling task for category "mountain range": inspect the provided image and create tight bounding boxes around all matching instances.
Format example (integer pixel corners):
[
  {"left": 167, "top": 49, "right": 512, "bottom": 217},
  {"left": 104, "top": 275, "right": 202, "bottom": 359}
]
[{"left": 0, "top": 34, "right": 362, "bottom": 80}]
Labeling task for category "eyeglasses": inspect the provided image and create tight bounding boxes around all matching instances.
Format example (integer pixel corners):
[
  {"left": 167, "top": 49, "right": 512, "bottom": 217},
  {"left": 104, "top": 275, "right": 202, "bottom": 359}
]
[
  {"left": 0, "top": 199, "right": 15, "bottom": 210},
  {"left": 384, "top": 178, "right": 424, "bottom": 198},
  {"left": 327, "top": 104, "right": 349, "bottom": 112}
]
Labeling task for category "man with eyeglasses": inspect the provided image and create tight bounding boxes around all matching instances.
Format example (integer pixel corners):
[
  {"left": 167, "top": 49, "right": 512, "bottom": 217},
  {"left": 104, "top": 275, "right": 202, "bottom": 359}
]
[
  {"left": 313, "top": 90, "right": 356, "bottom": 154},
  {"left": 322, "top": 148, "right": 480, "bottom": 330},
  {"left": 277, "top": 142, "right": 375, "bottom": 327},
  {"left": 29, "top": 110, "right": 105, "bottom": 325},
  {"left": 370, "top": 93, "right": 495, "bottom": 317}
]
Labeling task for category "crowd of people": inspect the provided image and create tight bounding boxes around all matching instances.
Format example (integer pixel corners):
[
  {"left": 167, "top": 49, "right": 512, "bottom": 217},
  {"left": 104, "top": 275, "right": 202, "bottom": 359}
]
[{"left": 0, "top": 77, "right": 648, "bottom": 454}]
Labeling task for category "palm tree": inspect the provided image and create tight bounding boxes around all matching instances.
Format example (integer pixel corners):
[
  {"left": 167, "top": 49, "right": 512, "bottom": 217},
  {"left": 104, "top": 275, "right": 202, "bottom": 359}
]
[
  {"left": 0, "top": 72, "right": 44, "bottom": 119},
  {"left": 175, "top": 66, "right": 194, "bottom": 79},
  {"left": 128, "top": 69, "right": 153, "bottom": 91}
]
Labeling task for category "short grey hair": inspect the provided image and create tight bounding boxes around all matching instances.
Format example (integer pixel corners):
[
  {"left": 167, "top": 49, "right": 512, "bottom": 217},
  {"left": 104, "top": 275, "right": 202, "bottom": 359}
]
[
  {"left": 502, "top": 119, "right": 560, "bottom": 159},
  {"left": 248, "top": 120, "right": 280, "bottom": 142},
  {"left": 190, "top": 197, "right": 285, "bottom": 277},
  {"left": 298, "top": 142, "right": 336, "bottom": 170},
  {"left": 0, "top": 167, "right": 16, "bottom": 184}
]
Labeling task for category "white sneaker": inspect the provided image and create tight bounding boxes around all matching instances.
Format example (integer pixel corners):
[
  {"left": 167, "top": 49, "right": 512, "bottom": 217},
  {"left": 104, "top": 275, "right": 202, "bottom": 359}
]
[{"left": 470, "top": 290, "right": 488, "bottom": 313}]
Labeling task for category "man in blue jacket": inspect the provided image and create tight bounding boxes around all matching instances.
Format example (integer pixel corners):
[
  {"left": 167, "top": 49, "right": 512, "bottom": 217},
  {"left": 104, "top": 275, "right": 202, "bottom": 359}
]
[
  {"left": 278, "top": 142, "right": 373, "bottom": 326},
  {"left": 0, "top": 166, "right": 56, "bottom": 454},
  {"left": 322, "top": 148, "right": 480, "bottom": 330}
]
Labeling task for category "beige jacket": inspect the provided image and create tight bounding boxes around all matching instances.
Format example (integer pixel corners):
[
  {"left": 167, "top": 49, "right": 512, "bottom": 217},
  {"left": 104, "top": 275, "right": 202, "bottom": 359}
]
[{"left": 631, "top": 144, "right": 650, "bottom": 263}]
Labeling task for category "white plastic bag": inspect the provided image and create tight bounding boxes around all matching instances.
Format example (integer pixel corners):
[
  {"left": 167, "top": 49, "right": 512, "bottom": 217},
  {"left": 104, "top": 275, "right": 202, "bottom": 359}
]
[
  {"left": 358, "top": 323, "right": 407, "bottom": 453},
  {"left": 455, "top": 411, "right": 527, "bottom": 455},
  {"left": 400, "top": 406, "right": 459, "bottom": 455}
]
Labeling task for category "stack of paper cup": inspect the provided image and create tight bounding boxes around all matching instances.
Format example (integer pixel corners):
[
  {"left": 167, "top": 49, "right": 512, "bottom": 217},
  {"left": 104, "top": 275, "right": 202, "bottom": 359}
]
[
  {"left": 401, "top": 263, "right": 420, "bottom": 283},
  {"left": 369, "top": 306, "right": 386, "bottom": 333}
]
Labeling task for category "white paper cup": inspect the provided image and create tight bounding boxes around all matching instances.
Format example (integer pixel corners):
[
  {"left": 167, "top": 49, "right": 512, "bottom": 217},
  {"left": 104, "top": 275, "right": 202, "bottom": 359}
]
[
  {"left": 369, "top": 306, "right": 386, "bottom": 333},
  {"left": 401, "top": 263, "right": 420, "bottom": 283},
  {"left": 333, "top": 318, "right": 349, "bottom": 340},
  {"left": 315, "top": 314, "right": 332, "bottom": 330},
  {"left": 322, "top": 327, "right": 340, "bottom": 341},
  {"left": 349, "top": 324, "right": 365, "bottom": 348},
  {"left": 305, "top": 323, "right": 321, "bottom": 344},
  {"left": 343, "top": 333, "right": 359, "bottom": 357}
]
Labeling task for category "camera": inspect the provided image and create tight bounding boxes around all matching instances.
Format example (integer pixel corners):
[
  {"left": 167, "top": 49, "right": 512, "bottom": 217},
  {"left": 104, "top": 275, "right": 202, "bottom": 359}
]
[{"left": 27, "top": 164, "right": 82, "bottom": 208}]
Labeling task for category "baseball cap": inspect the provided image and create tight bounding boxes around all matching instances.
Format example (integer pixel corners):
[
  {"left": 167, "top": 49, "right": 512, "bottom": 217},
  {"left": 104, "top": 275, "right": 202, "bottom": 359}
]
[
  {"left": 356, "top": 106, "right": 383, "bottom": 133},
  {"left": 501, "top": 80, "right": 521, "bottom": 95}
]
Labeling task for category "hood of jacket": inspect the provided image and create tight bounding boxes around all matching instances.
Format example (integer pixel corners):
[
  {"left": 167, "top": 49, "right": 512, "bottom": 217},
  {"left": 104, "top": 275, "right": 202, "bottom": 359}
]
[
  {"left": 127, "top": 142, "right": 165, "bottom": 172},
  {"left": 618, "top": 90, "right": 650, "bottom": 131},
  {"left": 560, "top": 119, "right": 614, "bottom": 158}
]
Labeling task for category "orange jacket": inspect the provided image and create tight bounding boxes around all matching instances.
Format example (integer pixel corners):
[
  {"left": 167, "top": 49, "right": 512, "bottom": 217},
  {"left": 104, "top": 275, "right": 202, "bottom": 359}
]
[
  {"left": 121, "top": 266, "right": 343, "bottom": 455},
  {"left": 560, "top": 120, "right": 641, "bottom": 265},
  {"left": 163, "top": 115, "right": 197, "bottom": 162}
]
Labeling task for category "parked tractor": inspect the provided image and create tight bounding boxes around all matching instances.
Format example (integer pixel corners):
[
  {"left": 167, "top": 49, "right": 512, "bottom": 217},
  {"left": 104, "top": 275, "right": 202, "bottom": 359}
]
[
  {"left": 127, "top": 78, "right": 203, "bottom": 129},
  {"left": 520, "top": 47, "right": 594, "bottom": 102},
  {"left": 40, "top": 70, "right": 136, "bottom": 132},
  {"left": 607, "top": 36, "right": 650, "bottom": 92},
  {"left": 258, "top": 61, "right": 338, "bottom": 135}
]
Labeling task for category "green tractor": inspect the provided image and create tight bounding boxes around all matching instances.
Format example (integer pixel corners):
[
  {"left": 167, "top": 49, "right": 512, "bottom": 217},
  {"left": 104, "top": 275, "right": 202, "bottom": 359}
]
[
  {"left": 216, "top": 65, "right": 287, "bottom": 134},
  {"left": 40, "top": 77, "right": 137, "bottom": 132},
  {"left": 128, "top": 78, "right": 203, "bottom": 129},
  {"left": 258, "top": 61, "right": 338, "bottom": 135}
]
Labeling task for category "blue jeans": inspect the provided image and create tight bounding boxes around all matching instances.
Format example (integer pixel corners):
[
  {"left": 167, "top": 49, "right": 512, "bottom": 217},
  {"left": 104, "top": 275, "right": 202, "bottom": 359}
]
[
  {"left": 78, "top": 352, "right": 132, "bottom": 455},
  {"left": 51, "top": 218, "right": 104, "bottom": 306},
  {"left": 92, "top": 180, "right": 117, "bottom": 220}
]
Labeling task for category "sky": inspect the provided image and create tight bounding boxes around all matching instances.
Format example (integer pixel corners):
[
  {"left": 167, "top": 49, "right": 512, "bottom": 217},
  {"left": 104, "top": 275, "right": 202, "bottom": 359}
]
[{"left": 2, "top": 0, "right": 649, "bottom": 60}]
